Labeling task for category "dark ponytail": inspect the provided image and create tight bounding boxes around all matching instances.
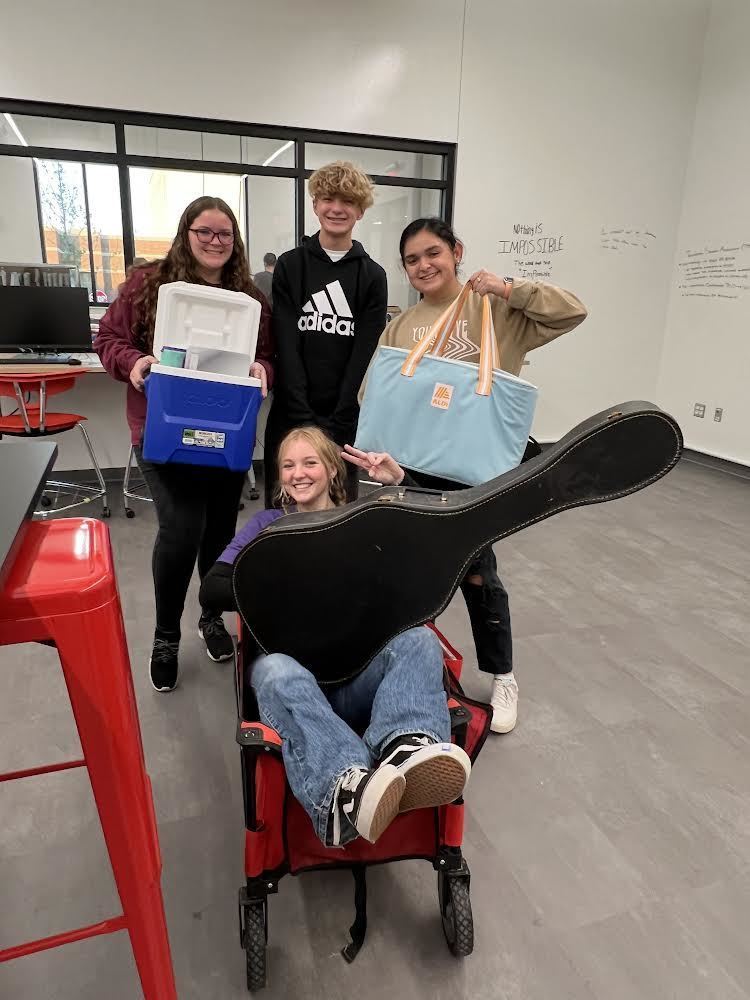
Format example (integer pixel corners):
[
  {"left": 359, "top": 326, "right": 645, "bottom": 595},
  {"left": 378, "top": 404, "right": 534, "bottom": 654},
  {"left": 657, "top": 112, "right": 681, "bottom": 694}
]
[{"left": 399, "top": 217, "right": 462, "bottom": 264}]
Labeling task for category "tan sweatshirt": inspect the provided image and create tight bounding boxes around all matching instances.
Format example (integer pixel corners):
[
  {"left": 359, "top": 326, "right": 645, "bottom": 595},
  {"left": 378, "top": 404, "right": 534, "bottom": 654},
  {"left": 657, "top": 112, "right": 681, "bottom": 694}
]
[{"left": 361, "top": 279, "right": 587, "bottom": 401}]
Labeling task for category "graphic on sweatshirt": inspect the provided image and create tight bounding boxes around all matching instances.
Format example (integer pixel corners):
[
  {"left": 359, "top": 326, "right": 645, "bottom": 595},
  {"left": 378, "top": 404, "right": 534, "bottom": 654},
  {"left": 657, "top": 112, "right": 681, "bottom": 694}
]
[
  {"left": 298, "top": 280, "right": 355, "bottom": 337},
  {"left": 412, "top": 318, "right": 477, "bottom": 362}
]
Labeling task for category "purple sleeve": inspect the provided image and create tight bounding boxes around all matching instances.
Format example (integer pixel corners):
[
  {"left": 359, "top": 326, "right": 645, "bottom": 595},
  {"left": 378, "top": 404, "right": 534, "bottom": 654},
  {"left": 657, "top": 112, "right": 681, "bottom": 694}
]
[{"left": 217, "top": 508, "right": 285, "bottom": 566}]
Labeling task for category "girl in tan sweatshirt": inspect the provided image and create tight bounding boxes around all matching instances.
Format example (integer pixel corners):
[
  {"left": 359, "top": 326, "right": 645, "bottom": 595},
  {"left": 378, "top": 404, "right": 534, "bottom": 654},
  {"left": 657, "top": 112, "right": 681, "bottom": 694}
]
[
  {"left": 383, "top": 219, "right": 586, "bottom": 375},
  {"left": 358, "top": 217, "right": 587, "bottom": 735}
]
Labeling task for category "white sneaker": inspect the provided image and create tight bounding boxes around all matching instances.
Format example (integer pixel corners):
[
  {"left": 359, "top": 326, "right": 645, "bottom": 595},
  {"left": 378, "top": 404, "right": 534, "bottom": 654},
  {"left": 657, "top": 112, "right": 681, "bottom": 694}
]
[
  {"left": 490, "top": 675, "right": 518, "bottom": 733},
  {"left": 328, "top": 764, "right": 405, "bottom": 846}
]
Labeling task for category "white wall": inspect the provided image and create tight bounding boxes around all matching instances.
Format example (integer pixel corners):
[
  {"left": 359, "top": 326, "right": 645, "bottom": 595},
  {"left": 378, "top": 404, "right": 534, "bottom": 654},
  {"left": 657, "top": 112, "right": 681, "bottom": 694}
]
[
  {"left": 455, "top": 0, "right": 710, "bottom": 442},
  {"left": 7, "top": 0, "right": 749, "bottom": 467},
  {"left": 0, "top": 156, "right": 43, "bottom": 263},
  {"left": 0, "top": 0, "right": 464, "bottom": 142},
  {"left": 657, "top": 0, "right": 750, "bottom": 465}
]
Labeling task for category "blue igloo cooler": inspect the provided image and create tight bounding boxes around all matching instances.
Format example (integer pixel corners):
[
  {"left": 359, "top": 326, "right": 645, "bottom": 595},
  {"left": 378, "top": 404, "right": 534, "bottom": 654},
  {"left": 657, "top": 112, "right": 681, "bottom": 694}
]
[
  {"left": 142, "top": 368, "right": 262, "bottom": 471},
  {"left": 141, "top": 281, "right": 263, "bottom": 471}
]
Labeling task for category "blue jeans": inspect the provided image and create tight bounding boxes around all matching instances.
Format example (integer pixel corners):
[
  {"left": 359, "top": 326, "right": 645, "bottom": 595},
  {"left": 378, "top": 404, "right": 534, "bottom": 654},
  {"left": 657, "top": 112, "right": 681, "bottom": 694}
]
[{"left": 250, "top": 626, "right": 451, "bottom": 845}]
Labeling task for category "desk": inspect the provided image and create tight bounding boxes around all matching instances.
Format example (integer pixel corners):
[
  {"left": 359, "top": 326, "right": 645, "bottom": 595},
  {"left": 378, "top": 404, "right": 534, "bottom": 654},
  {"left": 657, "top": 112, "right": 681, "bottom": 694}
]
[
  {"left": 0, "top": 355, "right": 105, "bottom": 374},
  {"left": 0, "top": 440, "right": 56, "bottom": 588}
]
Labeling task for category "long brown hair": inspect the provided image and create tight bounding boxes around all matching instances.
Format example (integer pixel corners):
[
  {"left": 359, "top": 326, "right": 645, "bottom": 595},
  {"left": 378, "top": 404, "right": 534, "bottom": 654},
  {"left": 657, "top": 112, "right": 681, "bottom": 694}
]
[
  {"left": 131, "top": 196, "right": 263, "bottom": 351},
  {"left": 276, "top": 426, "right": 348, "bottom": 509}
]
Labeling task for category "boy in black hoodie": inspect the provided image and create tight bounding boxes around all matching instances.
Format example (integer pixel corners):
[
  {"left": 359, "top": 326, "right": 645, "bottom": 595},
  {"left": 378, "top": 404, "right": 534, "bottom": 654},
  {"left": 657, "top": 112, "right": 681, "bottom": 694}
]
[{"left": 264, "top": 161, "right": 388, "bottom": 505}]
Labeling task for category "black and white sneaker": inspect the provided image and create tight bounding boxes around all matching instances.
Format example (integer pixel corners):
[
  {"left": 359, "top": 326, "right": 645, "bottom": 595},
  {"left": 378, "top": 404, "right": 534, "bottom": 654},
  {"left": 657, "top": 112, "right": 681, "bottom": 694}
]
[
  {"left": 149, "top": 638, "right": 180, "bottom": 692},
  {"left": 379, "top": 733, "right": 471, "bottom": 813},
  {"left": 328, "top": 764, "right": 405, "bottom": 847},
  {"left": 198, "top": 613, "right": 234, "bottom": 662}
]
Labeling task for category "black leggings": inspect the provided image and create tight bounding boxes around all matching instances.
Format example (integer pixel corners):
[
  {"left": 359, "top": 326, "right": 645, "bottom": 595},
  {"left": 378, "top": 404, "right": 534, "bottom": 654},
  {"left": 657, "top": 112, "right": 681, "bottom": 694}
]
[{"left": 135, "top": 447, "right": 245, "bottom": 639}]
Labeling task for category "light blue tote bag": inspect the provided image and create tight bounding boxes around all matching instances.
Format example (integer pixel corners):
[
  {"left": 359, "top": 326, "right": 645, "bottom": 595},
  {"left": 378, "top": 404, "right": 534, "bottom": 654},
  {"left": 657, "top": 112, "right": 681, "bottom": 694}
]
[{"left": 355, "top": 283, "right": 538, "bottom": 486}]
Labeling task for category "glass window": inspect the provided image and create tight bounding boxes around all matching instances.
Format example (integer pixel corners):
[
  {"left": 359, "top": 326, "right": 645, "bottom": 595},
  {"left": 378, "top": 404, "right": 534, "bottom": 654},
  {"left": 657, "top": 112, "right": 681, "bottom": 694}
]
[
  {"left": 305, "top": 184, "right": 442, "bottom": 311},
  {"left": 125, "top": 126, "right": 203, "bottom": 160},
  {"left": 129, "top": 167, "right": 245, "bottom": 261},
  {"left": 1, "top": 103, "right": 452, "bottom": 312},
  {"left": 0, "top": 156, "right": 44, "bottom": 263},
  {"left": 306, "top": 143, "right": 443, "bottom": 181},
  {"left": 242, "top": 137, "right": 295, "bottom": 168},
  {"left": 245, "top": 176, "right": 296, "bottom": 275},
  {"left": 36, "top": 159, "right": 89, "bottom": 292},
  {"left": 86, "top": 164, "right": 125, "bottom": 303},
  {"left": 125, "top": 127, "right": 295, "bottom": 167},
  {"left": 201, "top": 132, "right": 243, "bottom": 163},
  {"left": 1, "top": 113, "right": 115, "bottom": 152}
]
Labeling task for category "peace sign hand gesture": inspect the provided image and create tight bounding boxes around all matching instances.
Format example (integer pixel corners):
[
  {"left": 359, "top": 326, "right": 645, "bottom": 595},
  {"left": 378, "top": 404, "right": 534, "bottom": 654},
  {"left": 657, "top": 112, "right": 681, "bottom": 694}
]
[{"left": 341, "top": 445, "right": 405, "bottom": 486}]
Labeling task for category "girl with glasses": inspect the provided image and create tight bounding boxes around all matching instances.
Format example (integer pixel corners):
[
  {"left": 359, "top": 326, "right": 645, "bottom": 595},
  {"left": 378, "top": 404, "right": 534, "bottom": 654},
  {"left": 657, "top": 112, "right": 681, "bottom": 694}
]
[{"left": 96, "top": 195, "right": 275, "bottom": 693}]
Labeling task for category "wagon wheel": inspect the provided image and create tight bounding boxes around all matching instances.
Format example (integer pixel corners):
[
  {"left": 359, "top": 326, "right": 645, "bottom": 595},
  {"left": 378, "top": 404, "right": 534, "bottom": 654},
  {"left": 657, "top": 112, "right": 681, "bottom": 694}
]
[
  {"left": 243, "top": 899, "right": 268, "bottom": 991},
  {"left": 438, "top": 870, "right": 474, "bottom": 957}
]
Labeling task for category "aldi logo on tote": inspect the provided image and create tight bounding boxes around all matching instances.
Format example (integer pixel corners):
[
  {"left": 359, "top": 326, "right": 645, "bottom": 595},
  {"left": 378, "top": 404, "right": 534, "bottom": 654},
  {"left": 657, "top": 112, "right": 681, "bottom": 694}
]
[{"left": 431, "top": 382, "right": 454, "bottom": 410}]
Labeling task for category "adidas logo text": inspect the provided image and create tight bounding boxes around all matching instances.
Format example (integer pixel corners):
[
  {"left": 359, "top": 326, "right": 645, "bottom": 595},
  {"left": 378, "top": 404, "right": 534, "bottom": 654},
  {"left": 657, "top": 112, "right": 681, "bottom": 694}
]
[
  {"left": 298, "top": 313, "right": 355, "bottom": 336},
  {"left": 298, "top": 280, "right": 355, "bottom": 337}
]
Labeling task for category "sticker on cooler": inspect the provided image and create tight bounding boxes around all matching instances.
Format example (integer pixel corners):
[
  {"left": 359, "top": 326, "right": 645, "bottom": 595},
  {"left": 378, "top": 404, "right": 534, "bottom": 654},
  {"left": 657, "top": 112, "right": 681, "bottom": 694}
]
[
  {"left": 431, "top": 382, "right": 454, "bottom": 410},
  {"left": 182, "top": 429, "right": 227, "bottom": 449}
]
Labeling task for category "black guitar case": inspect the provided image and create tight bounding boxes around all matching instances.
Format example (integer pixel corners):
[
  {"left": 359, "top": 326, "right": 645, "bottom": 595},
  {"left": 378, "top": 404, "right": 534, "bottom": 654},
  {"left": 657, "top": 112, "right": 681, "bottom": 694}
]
[{"left": 234, "top": 401, "right": 683, "bottom": 685}]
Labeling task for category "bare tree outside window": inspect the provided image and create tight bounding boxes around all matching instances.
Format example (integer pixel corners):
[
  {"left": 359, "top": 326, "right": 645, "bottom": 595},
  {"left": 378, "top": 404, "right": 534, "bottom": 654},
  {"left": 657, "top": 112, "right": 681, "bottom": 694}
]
[{"left": 37, "top": 159, "right": 86, "bottom": 273}]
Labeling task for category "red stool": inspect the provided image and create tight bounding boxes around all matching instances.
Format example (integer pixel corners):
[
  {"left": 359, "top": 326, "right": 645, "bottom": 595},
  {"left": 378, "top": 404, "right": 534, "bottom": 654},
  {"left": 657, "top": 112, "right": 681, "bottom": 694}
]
[
  {"left": 0, "top": 517, "right": 177, "bottom": 999},
  {"left": 0, "top": 369, "right": 109, "bottom": 518}
]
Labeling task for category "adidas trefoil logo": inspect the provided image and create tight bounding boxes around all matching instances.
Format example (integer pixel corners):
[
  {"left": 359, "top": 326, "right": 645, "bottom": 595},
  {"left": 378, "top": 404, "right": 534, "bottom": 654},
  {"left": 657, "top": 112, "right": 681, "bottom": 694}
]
[{"left": 298, "top": 280, "right": 355, "bottom": 336}]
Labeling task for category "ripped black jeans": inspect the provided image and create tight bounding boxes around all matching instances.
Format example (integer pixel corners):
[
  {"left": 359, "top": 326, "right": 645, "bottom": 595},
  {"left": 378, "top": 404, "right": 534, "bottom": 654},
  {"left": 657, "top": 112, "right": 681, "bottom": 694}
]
[
  {"left": 402, "top": 467, "right": 514, "bottom": 676},
  {"left": 460, "top": 546, "right": 512, "bottom": 675}
]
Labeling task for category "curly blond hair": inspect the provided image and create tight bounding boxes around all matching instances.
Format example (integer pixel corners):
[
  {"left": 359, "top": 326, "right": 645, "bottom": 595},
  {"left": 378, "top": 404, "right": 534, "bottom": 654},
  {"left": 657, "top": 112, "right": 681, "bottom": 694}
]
[
  {"left": 308, "top": 161, "right": 375, "bottom": 211},
  {"left": 276, "top": 426, "right": 348, "bottom": 509}
]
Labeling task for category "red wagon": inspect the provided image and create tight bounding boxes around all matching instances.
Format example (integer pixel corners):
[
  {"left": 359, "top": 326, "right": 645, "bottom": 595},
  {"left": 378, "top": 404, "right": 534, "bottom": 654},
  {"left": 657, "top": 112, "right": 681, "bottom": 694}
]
[{"left": 233, "top": 622, "right": 492, "bottom": 991}]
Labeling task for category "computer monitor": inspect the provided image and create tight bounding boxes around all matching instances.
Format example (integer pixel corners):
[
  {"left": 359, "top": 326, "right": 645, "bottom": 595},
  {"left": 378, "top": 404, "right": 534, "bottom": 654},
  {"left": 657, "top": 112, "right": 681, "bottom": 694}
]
[{"left": 0, "top": 286, "right": 92, "bottom": 353}]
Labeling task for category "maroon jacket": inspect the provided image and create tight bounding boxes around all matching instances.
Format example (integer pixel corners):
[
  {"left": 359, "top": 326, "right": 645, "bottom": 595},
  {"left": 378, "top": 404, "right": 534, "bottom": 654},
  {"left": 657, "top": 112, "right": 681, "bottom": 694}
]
[{"left": 95, "top": 267, "right": 275, "bottom": 444}]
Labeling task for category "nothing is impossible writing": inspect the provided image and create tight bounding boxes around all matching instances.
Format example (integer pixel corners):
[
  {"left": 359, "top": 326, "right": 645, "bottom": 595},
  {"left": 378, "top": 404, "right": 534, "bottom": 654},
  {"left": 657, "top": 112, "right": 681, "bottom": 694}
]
[{"left": 497, "top": 223, "right": 566, "bottom": 281}]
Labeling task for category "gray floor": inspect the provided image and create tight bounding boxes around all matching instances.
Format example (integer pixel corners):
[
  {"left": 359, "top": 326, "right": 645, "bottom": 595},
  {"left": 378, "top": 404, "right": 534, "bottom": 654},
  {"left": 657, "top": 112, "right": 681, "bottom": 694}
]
[{"left": 1, "top": 457, "right": 749, "bottom": 999}]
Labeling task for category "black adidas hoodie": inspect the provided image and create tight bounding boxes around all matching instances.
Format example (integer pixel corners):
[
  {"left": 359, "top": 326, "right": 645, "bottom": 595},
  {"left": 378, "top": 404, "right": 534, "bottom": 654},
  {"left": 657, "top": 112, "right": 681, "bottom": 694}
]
[{"left": 268, "top": 232, "right": 387, "bottom": 444}]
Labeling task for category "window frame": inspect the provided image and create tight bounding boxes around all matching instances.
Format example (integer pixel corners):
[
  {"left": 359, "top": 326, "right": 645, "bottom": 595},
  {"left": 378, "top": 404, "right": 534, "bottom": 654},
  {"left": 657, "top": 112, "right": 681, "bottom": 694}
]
[{"left": 0, "top": 97, "right": 456, "bottom": 304}]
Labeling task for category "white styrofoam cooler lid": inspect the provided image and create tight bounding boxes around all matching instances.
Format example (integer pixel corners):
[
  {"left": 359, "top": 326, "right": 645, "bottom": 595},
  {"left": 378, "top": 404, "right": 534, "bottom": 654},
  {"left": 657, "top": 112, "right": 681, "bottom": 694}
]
[{"left": 153, "top": 281, "right": 261, "bottom": 360}]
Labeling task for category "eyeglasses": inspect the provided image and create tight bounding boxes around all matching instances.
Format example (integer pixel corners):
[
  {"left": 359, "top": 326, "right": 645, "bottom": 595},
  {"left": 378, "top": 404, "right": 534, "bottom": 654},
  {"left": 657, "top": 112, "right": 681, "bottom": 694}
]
[{"left": 189, "top": 227, "right": 235, "bottom": 246}]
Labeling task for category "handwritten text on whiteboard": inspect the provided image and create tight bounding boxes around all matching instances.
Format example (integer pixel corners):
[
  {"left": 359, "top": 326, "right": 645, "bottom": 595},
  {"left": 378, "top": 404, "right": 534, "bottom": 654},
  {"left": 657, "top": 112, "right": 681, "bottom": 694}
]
[{"left": 497, "top": 223, "right": 567, "bottom": 281}]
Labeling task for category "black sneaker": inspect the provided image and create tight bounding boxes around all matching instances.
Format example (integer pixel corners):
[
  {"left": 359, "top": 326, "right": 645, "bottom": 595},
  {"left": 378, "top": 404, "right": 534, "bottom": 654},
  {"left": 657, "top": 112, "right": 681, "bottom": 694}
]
[
  {"left": 149, "top": 638, "right": 179, "bottom": 692},
  {"left": 378, "top": 733, "right": 471, "bottom": 813},
  {"left": 198, "top": 613, "right": 234, "bottom": 662},
  {"left": 327, "top": 765, "right": 405, "bottom": 847}
]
